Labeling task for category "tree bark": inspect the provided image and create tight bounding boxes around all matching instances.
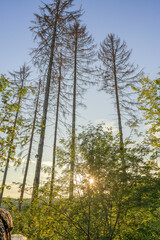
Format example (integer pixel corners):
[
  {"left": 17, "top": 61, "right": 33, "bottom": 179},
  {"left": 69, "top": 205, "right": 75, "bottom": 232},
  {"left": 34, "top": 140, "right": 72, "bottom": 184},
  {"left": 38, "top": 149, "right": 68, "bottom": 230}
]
[
  {"left": 32, "top": 0, "right": 61, "bottom": 202},
  {"left": 111, "top": 38, "right": 123, "bottom": 146},
  {"left": 49, "top": 55, "right": 62, "bottom": 204},
  {"left": 111, "top": 38, "right": 126, "bottom": 177},
  {"left": 114, "top": 68, "right": 123, "bottom": 145},
  {"left": 69, "top": 25, "right": 78, "bottom": 199}
]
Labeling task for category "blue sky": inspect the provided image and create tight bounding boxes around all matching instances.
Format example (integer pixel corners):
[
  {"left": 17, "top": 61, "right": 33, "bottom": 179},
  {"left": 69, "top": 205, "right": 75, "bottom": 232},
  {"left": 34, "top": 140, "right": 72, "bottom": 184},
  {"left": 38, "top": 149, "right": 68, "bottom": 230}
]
[
  {"left": 1, "top": 0, "right": 160, "bottom": 76},
  {"left": 0, "top": 0, "right": 160, "bottom": 197},
  {"left": 1, "top": 0, "right": 160, "bottom": 123}
]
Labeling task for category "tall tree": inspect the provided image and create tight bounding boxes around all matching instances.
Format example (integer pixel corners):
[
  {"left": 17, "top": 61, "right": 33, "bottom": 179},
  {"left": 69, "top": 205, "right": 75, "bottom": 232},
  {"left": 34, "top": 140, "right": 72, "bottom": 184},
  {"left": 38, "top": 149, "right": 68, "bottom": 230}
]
[
  {"left": 98, "top": 33, "right": 141, "bottom": 146},
  {"left": 19, "top": 79, "right": 41, "bottom": 211},
  {"left": 49, "top": 53, "right": 63, "bottom": 203},
  {"left": 0, "top": 65, "right": 31, "bottom": 205},
  {"left": 64, "top": 21, "right": 96, "bottom": 198},
  {"left": 30, "top": 0, "right": 80, "bottom": 201},
  {"left": 49, "top": 42, "right": 77, "bottom": 202}
]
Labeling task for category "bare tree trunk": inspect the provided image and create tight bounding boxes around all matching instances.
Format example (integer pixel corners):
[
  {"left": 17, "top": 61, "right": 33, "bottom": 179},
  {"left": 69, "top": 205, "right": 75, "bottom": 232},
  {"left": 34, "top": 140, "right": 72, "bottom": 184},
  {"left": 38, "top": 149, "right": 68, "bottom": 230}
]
[
  {"left": 114, "top": 68, "right": 123, "bottom": 145},
  {"left": 19, "top": 80, "right": 41, "bottom": 211},
  {"left": 111, "top": 38, "right": 126, "bottom": 178},
  {"left": 69, "top": 26, "right": 78, "bottom": 199},
  {"left": 111, "top": 39, "right": 123, "bottom": 146},
  {"left": 49, "top": 55, "right": 62, "bottom": 204},
  {"left": 0, "top": 71, "right": 25, "bottom": 205},
  {"left": 32, "top": 0, "right": 61, "bottom": 202}
]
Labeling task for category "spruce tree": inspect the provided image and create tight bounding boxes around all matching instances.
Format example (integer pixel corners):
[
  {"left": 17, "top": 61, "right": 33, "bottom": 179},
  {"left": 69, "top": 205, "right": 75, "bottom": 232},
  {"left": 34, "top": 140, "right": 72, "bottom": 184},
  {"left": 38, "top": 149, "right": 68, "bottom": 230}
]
[
  {"left": 30, "top": 0, "right": 80, "bottom": 201},
  {"left": 64, "top": 20, "right": 96, "bottom": 198},
  {"left": 98, "top": 33, "right": 141, "bottom": 145}
]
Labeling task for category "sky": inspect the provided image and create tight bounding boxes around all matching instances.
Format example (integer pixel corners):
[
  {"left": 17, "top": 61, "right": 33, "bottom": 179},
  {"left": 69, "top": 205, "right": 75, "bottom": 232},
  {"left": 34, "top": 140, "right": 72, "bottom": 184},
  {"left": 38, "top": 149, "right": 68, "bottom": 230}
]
[{"left": 0, "top": 0, "right": 160, "bottom": 198}]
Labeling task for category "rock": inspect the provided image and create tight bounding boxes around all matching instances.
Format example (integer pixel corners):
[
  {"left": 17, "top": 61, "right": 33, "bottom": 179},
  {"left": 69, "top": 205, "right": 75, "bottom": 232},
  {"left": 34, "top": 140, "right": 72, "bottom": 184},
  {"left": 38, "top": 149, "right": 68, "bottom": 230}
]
[
  {"left": 0, "top": 208, "right": 13, "bottom": 239},
  {"left": 11, "top": 234, "right": 28, "bottom": 240}
]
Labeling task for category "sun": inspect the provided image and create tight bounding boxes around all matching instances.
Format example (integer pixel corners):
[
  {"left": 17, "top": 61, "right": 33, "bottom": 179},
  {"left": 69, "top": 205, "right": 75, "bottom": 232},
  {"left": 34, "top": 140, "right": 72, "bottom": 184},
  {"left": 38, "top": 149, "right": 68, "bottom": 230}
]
[{"left": 89, "top": 178, "right": 94, "bottom": 184}]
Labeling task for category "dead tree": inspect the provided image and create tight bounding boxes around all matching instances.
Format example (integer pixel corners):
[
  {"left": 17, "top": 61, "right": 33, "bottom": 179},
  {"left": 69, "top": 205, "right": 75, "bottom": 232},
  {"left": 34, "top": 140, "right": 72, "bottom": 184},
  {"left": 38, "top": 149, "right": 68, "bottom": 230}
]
[
  {"left": 98, "top": 33, "right": 141, "bottom": 146},
  {"left": 19, "top": 79, "right": 41, "bottom": 211},
  {"left": 64, "top": 21, "right": 96, "bottom": 198},
  {"left": 30, "top": 0, "right": 81, "bottom": 201},
  {"left": 49, "top": 53, "right": 63, "bottom": 203}
]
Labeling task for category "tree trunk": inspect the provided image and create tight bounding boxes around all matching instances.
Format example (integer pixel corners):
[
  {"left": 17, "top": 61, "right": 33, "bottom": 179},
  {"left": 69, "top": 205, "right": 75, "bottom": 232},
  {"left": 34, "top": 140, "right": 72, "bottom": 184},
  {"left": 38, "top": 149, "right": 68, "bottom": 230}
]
[
  {"left": 111, "top": 38, "right": 126, "bottom": 178},
  {"left": 69, "top": 26, "right": 78, "bottom": 199},
  {"left": 111, "top": 39, "right": 123, "bottom": 146},
  {"left": 19, "top": 80, "right": 41, "bottom": 211},
  {"left": 49, "top": 55, "right": 62, "bottom": 204},
  {"left": 114, "top": 69, "right": 123, "bottom": 145},
  {"left": 32, "top": 0, "right": 61, "bottom": 202}
]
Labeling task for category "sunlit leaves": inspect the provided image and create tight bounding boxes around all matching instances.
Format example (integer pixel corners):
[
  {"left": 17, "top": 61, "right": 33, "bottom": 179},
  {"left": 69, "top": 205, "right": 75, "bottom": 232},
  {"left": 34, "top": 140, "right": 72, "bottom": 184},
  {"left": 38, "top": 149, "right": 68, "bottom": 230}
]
[
  {"left": 0, "top": 71, "right": 34, "bottom": 169},
  {"left": 135, "top": 75, "right": 160, "bottom": 151}
]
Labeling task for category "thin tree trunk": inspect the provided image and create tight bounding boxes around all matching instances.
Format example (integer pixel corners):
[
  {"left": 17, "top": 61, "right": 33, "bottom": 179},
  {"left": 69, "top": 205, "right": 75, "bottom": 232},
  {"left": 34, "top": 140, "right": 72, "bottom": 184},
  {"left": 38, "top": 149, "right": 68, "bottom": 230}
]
[
  {"left": 32, "top": 0, "right": 61, "bottom": 202},
  {"left": 111, "top": 40, "right": 123, "bottom": 145},
  {"left": 87, "top": 191, "right": 91, "bottom": 240},
  {"left": 114, "top": 70, "right": 123, "bottom": 145},
  {"left": 0, "top": 138, "right": 14, "bottom": 206},
  {"left": 111, "top": 39, "right": 126, "bottom": 177},
  {"left": 109, "top": 210, "right": 120, "bottom": 240},
  {"left": 0, "top": 73, "right": 25, "bottom": 205},
  {"left": 19, "top": 80, "right": 41, "bottom": 211},
  {"left": 69, "top": 26, "right": 78, "bottom": 199},
  {"left": 49, "top": 55, "right": 62, "bottom": 204}
]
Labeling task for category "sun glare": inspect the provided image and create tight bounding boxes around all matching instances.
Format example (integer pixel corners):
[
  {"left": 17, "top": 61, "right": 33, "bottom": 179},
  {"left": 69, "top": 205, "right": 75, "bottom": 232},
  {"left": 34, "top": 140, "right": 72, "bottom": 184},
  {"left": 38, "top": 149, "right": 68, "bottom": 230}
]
[{"left": 89, "top": 178, "right": 94, "bottom": 184}]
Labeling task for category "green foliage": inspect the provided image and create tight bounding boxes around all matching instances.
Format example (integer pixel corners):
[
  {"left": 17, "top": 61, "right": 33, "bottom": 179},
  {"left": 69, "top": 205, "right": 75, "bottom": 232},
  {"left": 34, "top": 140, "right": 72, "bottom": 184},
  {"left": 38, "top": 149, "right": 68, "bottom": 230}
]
[
  {"left": 1, "top": 1, "right": 159, "bottom": 239},
  {"left": 0, "top": 75, "right": 10, "bottom": 92},
  {"left": 0, "top": 73, "right": 34, "bottom": 168},
  {"left": 6, "top": 124, "right": 160, "bottom": 239},
  {"left": 77, "top": 124, "right": 160, "bottom": 239},
  {"left": 135, "top": 75, "right": 160, "bottom": 151}
]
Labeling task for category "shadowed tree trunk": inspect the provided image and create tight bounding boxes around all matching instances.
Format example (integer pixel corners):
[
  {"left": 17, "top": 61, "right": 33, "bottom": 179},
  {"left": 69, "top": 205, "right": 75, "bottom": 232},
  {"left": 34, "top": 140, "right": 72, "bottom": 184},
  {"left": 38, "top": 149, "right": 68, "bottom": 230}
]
[
  {"left": 49, "top": 54, "right": 62, "bottom": 204},
  {"left": 69, "top": 24, "right": 78, "bottom": 199},
  {"left": 32, "top": 0, "right": 61, "bottom": 202}
]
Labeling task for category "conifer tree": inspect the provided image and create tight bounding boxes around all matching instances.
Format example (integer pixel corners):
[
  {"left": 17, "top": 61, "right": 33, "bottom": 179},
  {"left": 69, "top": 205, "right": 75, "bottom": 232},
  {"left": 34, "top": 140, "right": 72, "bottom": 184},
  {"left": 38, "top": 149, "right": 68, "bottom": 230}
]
[
  {"left": 49, "top": 54, "right": 63, "bottom": 203},
  {"left": 19, "top": 79, "right": 41, "bottom": 211},
  {"left": 30, "top": 0, "right": 80, "bottom": 200},
  {"left": 64, "top": 20, "right": 96, "bottom": 198},
  {"left": 98, "top": 34, "right": 141, "bottom": 146},
  {"left": 49, "top": 46, "right": 75, "bottom": 203}
]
